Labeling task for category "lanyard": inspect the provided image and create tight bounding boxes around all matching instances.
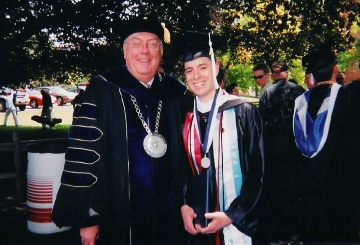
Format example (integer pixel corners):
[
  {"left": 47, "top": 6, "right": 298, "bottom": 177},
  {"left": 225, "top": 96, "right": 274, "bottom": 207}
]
[{"left": 193, "top": 89, "right": 220, "bottom": 154}]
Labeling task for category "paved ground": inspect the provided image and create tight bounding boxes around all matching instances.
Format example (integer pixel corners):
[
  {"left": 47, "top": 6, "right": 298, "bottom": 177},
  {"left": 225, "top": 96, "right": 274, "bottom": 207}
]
[{"left": 0, "top": 104, "right": 74, "bottom": 127}]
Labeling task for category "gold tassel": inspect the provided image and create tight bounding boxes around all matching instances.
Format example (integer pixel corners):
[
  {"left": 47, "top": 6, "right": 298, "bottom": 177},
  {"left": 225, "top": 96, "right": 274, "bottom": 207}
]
[{"left": 161, "top": 23, "right": 171, "bottom": 44}]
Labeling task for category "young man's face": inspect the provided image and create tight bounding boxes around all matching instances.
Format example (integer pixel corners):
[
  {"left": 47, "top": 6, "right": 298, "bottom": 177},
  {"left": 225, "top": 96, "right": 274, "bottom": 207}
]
[
  {"left": 253, "top": 70, "right": 270, "bottom": 88},
  {"left": 123, "top": 32, "right": 163, "bottom": 83},
  {"left": 184, "top": 57, "right": 217, "bottom": 102}
]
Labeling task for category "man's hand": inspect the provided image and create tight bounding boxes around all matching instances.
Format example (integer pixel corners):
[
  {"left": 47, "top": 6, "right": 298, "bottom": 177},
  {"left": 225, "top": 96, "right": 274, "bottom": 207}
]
[
  {"left": 195, "top": 212, "right": 232, "bottom": 234},
  {"left": 80, "top": 225, "right": 100, "bottom": 245},
  {"left": 181, "top": 205, "right": 199, "bottom": 235}
]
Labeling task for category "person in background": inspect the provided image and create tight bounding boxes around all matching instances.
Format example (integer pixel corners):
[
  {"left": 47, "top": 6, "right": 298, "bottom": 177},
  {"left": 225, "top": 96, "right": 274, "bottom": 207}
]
[
  {"left": 178, "top": 41, "right": 265, "bottom": 244},
  {"left": 51, "top": 18, "right": 188, "bottom": 245},
  {"left": 225, "top": 82, "right": 240, "bottom": 96},
  {"left": 293, "top": 45, "right": 360, "bottom": 242},
  {"left": 2, "top": 89, "right": 19, "bottom": 126},
  {"left": 253, "top": 63, "right": 273, "bottom": 98},
  {"left": 13, "top": 90, "right": 17, "bottom": 115},
  {"left": 216, "top": 68, "right": 225, "bottom": 89},
  {"left": 258, "top": 60, "right": 305, "bottom": 244},
  {"left": 40, "top": 89, "right": 53, "bottom": 129},
  {"left": 71, "top": 89, "right": 85, "bottom": 108},
  {"left": 336, "top": 72, "right": 346, "bottom": 85}
]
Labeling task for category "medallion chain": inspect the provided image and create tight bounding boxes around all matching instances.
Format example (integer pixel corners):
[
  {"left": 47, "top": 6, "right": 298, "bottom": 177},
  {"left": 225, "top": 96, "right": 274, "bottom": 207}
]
[{"left": 130, "top": 95, "right": 162, "bottom": 134}]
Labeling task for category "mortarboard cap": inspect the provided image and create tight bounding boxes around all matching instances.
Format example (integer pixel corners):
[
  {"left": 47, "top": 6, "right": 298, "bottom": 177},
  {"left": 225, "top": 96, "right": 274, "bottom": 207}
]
[
  {"left": 182, "top": 32, "right": 227, "bottom": 62},
  {"left": 302, "top": 40, "right": 337, "bottom": 74},
  {"left": 183, "top": 42, "right": 210, "bottom": 62},
  {"left": 121, "top": 18, "right": 170, "bottom": 43},
  {"left": 271, "top": 61, "right": 288, "bottom": 73},
  {"left": 311, "top": 49, "right": 336, "bottom": 74}
]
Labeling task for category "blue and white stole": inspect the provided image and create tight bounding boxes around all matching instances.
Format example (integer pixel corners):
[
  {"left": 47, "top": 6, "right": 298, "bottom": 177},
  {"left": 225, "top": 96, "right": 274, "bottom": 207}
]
[
  {"left": 293, "top": 83, "right": 340, "bottom": 158},
  {"left": 183, "top": 91, "right": 251, "bottom": 245}
]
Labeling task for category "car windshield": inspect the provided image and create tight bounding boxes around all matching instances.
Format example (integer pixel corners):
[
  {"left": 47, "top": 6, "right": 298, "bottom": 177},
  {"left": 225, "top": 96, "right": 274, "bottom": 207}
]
[{"left": 51, "top": 87, "right": 68, "bottom": 93}]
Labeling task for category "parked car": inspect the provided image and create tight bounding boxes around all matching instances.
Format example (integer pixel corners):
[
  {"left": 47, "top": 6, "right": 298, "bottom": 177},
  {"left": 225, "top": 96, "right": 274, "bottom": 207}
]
[
  {"left": 0, "top": 88, "right": 30, "bottom": 112},
  {"left": 15, "top": 88, "right": 30, "bottom": 111},
  {"left": 34, "top": 86, "right": 77, "bottom": 106},
  {"left": 27, "top": 89, "right": 57, "bottom": 108},
  {"left": 66, "top": 85, "right": 87, "bottom": 94}
]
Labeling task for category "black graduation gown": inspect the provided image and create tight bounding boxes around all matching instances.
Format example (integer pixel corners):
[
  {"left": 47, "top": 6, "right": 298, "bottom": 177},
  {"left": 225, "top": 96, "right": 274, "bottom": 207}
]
[
  {"left": 169, "top": 97, "right": 266, "bottom": 244},
  {"left": 51, "top": 66, "right": 188, "bottom": 245},
  {"left": 258, "top": 79, "right": 305, "bottom": 241},
  {"left": 298, "top": 85, "right": 360, "bottom": 242}
]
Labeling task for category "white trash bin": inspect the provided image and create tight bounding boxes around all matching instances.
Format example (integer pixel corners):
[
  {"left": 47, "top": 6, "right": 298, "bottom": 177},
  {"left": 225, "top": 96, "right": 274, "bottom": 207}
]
[{"left": 27, "top": 143, "right": 71, "bottom": 234}]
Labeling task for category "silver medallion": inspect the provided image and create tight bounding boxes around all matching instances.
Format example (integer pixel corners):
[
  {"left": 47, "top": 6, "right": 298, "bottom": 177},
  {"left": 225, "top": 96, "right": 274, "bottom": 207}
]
[
  {"left": 143, "top": 133, "right": 167, "bottom": 158},
  {"left": 201, "top": 157, "right": 211, "bottom": 168}
]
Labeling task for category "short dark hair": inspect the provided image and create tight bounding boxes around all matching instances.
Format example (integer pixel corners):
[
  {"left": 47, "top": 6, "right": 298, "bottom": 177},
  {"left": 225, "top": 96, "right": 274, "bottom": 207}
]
[
  {"left": 253, "top": 63, "right": 270, "bottom": 74},
  {"left": 271, "top": 61, "right": 288, "bottom": 73},
  {"left": 217, "top": 68, "right": 225, "bottom": 84},
  {"left": 225, "top": 83, "right": 237, "bottom": 94}
]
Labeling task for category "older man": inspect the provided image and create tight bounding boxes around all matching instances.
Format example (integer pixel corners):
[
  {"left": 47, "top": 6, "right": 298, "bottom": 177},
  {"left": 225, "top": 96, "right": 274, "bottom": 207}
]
[{"left": 52, "top": 19, "right": 188, "bottom": 245}]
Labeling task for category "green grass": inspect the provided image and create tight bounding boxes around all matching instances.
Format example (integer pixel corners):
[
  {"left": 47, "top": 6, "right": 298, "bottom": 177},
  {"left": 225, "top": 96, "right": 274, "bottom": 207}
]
[{"left": 0, "top": 125, "right": 70, "bottom": 143}]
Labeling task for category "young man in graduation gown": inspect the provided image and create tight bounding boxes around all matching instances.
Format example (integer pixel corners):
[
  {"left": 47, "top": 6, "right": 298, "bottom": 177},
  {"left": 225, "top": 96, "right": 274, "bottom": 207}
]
[
  {"left": 293, "top": 45, "right": 360, "bottom": 242},
  {"left": 51, "top": 19, "right": 188, "bottom": 245},
  {"left": 177, "top": 41, "right": 265, "bottom": 245}
]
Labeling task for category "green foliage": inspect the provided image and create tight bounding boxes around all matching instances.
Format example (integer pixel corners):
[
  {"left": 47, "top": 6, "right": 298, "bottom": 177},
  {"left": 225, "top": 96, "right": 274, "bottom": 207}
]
[
  {"left": 336, "top": 37, "right": 360, "bottom": 72},
  {"left": 226, "top": 59, "right": 306, "bottom": 96},
  {"left": 1, "top": 0, "right": 360, "bottom": 89},
  {"left": 288, "top": 59, "right": 306, "bottom": 88},
  {"left": 337, "top": 49, "right": 358, "bottom": 72},
  {"left": 227, "top": 63, "right": 255, "bottom": 93},
  {"left": 0, "top": 126, "right": 70, "bottom": 143}
]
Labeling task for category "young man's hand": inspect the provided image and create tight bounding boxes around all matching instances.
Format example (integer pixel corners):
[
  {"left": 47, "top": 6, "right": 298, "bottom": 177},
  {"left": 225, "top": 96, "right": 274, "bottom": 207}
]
[{"left": 195, "top": 211, "right": 232, "bottom": 234}]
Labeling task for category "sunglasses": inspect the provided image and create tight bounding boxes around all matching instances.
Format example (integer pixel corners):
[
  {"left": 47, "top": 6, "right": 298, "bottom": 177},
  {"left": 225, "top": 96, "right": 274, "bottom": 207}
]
[{"left": 253, "top": 75, "right": 265, "bottom": 80}]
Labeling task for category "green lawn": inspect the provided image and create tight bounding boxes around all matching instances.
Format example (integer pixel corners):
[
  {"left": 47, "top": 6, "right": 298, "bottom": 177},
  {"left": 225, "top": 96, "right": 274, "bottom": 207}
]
[
  {"left": 0, "top": 125, "right": 71, "bottom": 201},
  {"left": 0, "top": 125, "right": 70, "bottom": 144}
]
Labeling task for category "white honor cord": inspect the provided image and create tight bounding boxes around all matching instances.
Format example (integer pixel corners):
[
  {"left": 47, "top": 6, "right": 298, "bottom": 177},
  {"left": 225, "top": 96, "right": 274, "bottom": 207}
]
[{"left": 208, "top": 32, "right": 219, "bottom": 89}]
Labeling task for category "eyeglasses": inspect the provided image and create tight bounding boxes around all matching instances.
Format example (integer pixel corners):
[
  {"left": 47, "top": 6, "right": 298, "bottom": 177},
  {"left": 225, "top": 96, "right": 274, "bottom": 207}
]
[
  {"left": 253, "top": 75, "right": 265, "bottom": 80},
  {"left": 124, "top": 41, "right": 162, "bottom": 52}
]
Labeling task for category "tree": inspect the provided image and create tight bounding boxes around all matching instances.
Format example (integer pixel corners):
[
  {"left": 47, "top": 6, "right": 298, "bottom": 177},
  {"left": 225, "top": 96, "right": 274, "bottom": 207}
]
[
  {"left": 213, "top": 0, "right": 360, "bottom": 67},
  {"left": 1, "top": 0, "right": 360, "bottom": 87}
]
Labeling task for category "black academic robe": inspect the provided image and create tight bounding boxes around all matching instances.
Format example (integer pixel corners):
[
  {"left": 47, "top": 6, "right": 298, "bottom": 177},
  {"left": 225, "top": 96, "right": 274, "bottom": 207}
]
[
  {"left": 294, "top": 85, "right": 360, "bottom": 242},
  {"left": 258, "top": 79, "right": 305, "bottom": 241},
  {"left": 51, "top": 66, "right": 188, "bottom": 245},
  {"left": 169, "top": 97, "right": 266, "bottom": 244}
]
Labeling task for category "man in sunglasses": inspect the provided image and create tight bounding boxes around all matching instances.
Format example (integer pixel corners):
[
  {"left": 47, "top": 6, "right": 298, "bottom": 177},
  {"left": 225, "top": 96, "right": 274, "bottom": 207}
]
[
  {"left": 258, "top": 60, "right": 305, "bottom": 244},
  {"left": 252, "top": 63, "right": 273, "bottom": 98}
]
